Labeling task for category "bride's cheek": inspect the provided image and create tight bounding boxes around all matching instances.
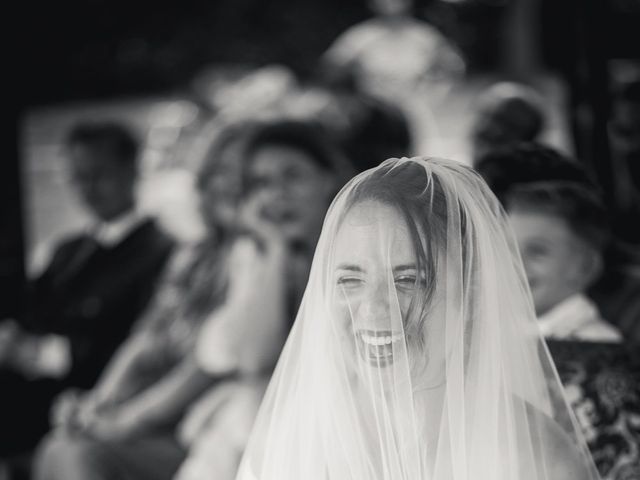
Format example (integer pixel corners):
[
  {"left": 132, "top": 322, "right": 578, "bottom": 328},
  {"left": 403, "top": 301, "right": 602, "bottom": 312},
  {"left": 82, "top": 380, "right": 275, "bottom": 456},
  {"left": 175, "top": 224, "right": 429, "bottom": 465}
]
[{"left": 330, "top": 296, "right": 356, "bottom": 336}]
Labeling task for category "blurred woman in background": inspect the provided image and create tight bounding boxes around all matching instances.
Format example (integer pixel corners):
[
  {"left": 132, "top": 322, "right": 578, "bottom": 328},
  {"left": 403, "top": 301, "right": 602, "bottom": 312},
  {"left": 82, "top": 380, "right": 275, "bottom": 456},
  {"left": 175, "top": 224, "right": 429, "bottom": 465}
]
[{"left": 175, "top": 119, "right": 353, "bottom": 480}]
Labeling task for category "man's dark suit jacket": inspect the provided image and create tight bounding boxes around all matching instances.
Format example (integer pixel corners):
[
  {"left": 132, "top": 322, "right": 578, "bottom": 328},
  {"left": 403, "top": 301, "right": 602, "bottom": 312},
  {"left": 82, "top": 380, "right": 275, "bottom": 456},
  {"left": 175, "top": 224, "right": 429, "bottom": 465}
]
[
  {"left": 0, "top": 217, "right": 174, "bottom": 455},
  {"left": 27, "top": 217, "right": 175, "bottom": 387}
]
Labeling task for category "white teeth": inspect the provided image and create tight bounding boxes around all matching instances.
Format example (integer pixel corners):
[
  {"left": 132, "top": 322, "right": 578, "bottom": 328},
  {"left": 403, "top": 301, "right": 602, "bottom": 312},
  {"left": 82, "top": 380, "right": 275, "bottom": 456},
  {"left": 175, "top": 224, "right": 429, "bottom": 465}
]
[
  {"left": 361, "top": 335, "right": 388, "bottom": 346},
  {"left": 360, "top": 333, "right": 403, "bottom": 346}
]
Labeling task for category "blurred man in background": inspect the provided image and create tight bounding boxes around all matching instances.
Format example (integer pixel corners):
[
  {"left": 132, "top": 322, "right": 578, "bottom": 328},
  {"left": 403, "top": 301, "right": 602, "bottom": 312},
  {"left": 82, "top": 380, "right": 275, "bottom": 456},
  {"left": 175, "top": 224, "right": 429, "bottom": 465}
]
[{"left": 0, "top": 121, "right": 174, "bottom": 464}]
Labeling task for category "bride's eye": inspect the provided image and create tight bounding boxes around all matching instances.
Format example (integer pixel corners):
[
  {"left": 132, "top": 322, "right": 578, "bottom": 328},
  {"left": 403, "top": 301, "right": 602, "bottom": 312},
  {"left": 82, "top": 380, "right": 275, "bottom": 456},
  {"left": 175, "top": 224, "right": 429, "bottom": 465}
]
[
  {"left": 394, "top": 273, "right": 426, "bottom": 290},
  {"left": 336, "top": 276, "right": 364, "bottom": 289},
  {"left": 394, "top": 275, "right": 417, "bottom": 290}
]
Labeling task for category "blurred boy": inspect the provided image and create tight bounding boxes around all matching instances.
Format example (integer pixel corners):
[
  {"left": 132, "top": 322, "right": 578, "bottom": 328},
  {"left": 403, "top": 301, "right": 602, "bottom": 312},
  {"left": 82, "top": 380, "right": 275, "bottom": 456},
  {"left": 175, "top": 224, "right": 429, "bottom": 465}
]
[{"left": 505, "top": 181, "right": 621, "bottom": 342}]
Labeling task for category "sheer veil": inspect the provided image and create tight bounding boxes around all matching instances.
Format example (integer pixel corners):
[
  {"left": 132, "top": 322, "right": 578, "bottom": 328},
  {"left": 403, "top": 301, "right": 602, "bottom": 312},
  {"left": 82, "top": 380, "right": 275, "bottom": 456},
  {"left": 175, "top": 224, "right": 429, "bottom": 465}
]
[{"left": 237, "top": 157, "right": 601, "bottom": 480}]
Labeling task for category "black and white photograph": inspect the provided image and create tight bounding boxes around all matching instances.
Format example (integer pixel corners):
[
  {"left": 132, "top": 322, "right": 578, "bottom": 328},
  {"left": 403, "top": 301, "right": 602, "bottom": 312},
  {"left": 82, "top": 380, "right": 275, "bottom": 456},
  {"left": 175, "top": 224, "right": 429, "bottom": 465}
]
[{"left": 2, "top": 0, "right": 640, "bottom": 479}]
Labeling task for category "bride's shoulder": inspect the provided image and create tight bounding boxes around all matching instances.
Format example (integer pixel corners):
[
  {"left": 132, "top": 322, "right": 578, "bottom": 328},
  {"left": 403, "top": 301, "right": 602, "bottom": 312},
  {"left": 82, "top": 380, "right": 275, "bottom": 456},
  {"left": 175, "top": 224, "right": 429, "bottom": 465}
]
[{"left": 517, "top": 402, "right": 593, "bottom": 480}]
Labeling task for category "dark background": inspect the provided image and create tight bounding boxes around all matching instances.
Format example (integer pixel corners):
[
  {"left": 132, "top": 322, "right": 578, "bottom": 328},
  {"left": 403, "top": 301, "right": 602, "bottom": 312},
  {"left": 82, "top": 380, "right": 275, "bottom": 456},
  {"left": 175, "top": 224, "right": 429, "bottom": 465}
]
[
  {"left": 5, "top": 0, "right": 640, "bottom": 320},
  {"left": 11, "top": 0, "right": 640, "bottom": 106}
]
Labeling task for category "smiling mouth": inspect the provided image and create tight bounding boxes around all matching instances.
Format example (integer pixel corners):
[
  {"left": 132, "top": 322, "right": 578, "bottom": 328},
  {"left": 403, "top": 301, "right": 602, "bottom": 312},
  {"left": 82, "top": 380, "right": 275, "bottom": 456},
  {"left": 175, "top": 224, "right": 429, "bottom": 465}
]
[{"left": 356, "top": 330, "right": 404, "bottom": 367}]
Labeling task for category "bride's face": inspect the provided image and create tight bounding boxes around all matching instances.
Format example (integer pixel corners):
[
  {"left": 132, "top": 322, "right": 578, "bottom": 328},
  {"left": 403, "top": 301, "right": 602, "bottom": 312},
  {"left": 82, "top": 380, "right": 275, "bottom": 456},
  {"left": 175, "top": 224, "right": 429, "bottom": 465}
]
[{"left": 331, "top": 200, "right": 426, "bottom": 374}]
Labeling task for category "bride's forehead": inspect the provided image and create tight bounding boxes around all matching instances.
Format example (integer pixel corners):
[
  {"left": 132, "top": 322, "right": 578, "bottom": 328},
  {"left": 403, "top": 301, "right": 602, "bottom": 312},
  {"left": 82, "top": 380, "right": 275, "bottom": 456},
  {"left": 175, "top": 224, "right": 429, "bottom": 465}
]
[
  {"left": 339, "top": 201, "right": 407, "bottom": 229},
  {"left": 332, "top": 201, "right": 415, "bottom": 257}
]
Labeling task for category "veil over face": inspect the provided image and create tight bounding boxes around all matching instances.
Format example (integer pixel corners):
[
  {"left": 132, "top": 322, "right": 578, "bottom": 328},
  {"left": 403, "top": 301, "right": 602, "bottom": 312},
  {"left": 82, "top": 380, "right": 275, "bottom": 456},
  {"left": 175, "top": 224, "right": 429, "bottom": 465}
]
[{"left": 237, "top": 157, "right": 601, "bottom": 480}]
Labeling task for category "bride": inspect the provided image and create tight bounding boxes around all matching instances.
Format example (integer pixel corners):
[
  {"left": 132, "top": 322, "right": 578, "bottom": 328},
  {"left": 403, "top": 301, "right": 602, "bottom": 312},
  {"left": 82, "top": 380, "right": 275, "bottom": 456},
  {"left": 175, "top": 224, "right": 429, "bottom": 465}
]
[{"left": 235, "top": 157, "right": 601, "bottom": 480}]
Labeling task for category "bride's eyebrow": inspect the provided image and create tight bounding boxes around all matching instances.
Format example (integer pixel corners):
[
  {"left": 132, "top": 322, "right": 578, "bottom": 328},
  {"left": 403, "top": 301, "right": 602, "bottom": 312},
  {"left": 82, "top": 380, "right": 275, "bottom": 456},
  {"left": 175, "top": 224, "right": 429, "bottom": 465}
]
[
  {"left": 336, "top": 264, "right": 364, "bottom": 272},
  {"left": 393, "top": 264, "right": 418, "bottom": 273}
]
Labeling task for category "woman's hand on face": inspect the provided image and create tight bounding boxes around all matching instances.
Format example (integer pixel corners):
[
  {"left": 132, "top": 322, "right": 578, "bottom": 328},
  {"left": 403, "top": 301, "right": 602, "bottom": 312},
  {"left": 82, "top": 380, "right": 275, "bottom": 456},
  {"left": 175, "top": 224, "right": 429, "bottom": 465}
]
[
  {"left": 74, "top": 393, "right": 111, "bottom": 430},
  {"left": 238, "top": 192, "right": 287, "bottom": 253}
]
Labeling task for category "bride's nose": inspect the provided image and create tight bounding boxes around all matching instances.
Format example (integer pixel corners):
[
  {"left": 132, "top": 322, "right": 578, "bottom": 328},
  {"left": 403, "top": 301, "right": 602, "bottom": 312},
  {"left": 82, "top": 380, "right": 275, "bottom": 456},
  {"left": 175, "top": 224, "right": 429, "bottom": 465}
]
[{"left": 356, "top": 281, "right": 394, "bottom": 331}]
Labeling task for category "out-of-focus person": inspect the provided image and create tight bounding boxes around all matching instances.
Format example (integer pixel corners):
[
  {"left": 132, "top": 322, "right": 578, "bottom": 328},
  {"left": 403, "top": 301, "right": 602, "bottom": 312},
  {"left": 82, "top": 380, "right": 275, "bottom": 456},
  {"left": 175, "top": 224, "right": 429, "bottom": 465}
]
[
  {"left": 322, "top": 0, "right": 464, "bottom": 103},
  {"left": 0, "top": 121, "right": 174, "bottom": 461},
  {"left": 173, "top": 120, "right": 353, "bottom": 480},
  {"left": 321, "top": 0, "right": 464, "bottom": 156},
  {"left": 505, "top": 181, "right": 621, "bottom": 342},
  {"left": 505, "top": 183, "right": 640, "bottom": 480},
  {"left": 471, "top": 82, "right": 546, "bottom": 165},
  {"left": 477, "top": 142, "right": 638, "bottom": 479},
  {"left": 34, "top": 119, "right": 353, "bottom": 480},
  {"left": 475, "top": 142, "right": 640, "bottom": 345}
]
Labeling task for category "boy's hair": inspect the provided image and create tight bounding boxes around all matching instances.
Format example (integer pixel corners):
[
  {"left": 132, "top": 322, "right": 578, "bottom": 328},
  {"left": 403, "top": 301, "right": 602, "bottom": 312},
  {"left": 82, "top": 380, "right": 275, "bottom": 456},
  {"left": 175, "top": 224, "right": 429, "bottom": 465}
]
[
  {"left": 65, "top": 121, "right": 139, "bottom": 167},
  {"left": 505, "top": 181, "right": 611, "bottom": 251},
  {"left": 475, "top": 142, "right": 596, "bottom": 204}
]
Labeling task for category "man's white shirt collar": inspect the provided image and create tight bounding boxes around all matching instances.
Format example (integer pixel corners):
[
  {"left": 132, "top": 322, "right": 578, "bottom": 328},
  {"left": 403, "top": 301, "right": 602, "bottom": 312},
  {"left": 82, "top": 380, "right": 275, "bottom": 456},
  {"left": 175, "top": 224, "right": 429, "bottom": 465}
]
[{"left": 91, "top": 210, "right": 142, "bottom": 247}]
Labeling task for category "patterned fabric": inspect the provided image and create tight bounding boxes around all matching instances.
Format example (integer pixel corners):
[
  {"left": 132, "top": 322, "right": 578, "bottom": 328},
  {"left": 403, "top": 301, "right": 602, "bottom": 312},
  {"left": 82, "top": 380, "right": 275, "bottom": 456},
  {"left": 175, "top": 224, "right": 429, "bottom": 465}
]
[{"left": 547, "top": 340, "right": 640, "bottom": 480}]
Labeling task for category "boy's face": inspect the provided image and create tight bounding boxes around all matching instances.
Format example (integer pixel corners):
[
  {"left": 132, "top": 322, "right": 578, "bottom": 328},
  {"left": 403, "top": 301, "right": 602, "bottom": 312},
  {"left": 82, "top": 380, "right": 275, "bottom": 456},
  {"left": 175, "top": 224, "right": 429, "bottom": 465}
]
[{"left": 508, "top": 210, "right": 594, "bottom": 316}]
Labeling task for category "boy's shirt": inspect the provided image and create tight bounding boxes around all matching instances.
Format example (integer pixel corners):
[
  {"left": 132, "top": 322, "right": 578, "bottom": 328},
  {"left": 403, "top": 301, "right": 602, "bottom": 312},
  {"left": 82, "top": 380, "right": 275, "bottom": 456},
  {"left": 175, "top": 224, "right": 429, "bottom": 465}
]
[{"left": 538, "top": 293, "right": 622, "bottom": 342}]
